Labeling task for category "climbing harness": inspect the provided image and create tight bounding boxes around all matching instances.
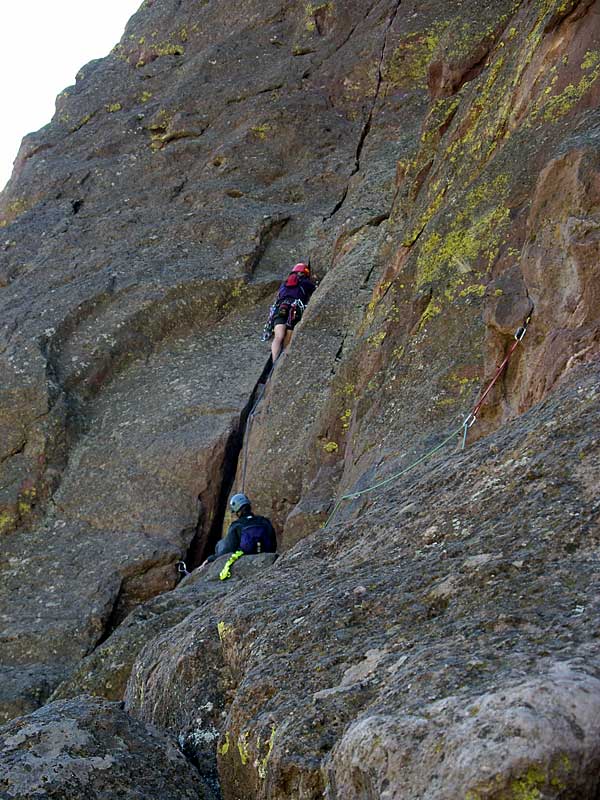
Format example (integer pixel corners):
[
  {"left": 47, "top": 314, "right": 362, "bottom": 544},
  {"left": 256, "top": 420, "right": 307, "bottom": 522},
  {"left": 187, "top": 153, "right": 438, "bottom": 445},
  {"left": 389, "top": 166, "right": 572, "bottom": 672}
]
[
  {"left": 261, "top": 302, "right": 279, "bottom": 341},
  {"left": 262, "top": 298, "right": 306, "bottom": 341},
  {"left": 177, "top": 561, "right": 190, "bottom": 577},
  {"left": 219, "top": 549, "right": 244, "bottom": 581},
  {"left": 324, "top": 312, "right": 533, "bottom": 529}
]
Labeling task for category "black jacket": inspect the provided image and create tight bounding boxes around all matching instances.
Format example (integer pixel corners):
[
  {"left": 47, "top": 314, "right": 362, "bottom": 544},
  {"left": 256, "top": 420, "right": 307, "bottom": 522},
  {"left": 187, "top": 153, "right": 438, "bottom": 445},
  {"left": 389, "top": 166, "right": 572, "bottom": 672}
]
[{"left": 207, "top": 514, "right": 276, "bottom": 562}]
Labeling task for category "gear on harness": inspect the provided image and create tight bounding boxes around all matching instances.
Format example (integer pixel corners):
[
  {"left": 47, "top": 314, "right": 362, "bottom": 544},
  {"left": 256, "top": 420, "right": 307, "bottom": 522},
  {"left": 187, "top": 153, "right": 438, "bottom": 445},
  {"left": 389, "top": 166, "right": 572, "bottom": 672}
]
[
  {"left": 261, "top": 299, "right": 305, "bottom": 341},
  {"left": 261, "top": 260, "right": 316, "bottom": 343},
  {"left": 219, "top": 550, "right": 244, "bottom": 580},
  {"left": 261, "top": 301, "right": 279, "bottom": 341}
]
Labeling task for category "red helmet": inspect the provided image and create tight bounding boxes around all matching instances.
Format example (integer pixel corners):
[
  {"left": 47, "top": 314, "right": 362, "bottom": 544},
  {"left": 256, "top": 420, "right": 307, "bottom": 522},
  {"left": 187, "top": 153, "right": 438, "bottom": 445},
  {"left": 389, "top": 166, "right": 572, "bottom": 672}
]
[{"left": 291, "top": 262, "right": 310, "bottom": 274}]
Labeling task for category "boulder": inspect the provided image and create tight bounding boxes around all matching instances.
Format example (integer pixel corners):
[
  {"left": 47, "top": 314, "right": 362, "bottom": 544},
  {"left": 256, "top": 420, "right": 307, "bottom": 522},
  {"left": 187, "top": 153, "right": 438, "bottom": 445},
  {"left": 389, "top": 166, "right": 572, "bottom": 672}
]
[{"left": 0, "top": 696, "right": 206, "bottom": 800}]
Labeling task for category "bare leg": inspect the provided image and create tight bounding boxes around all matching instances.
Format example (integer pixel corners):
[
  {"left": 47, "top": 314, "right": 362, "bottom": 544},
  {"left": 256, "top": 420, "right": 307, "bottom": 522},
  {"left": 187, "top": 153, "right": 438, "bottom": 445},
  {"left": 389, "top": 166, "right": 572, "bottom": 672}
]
[{"left": 271, "top": 323, "right": 287, "bottom": 362}]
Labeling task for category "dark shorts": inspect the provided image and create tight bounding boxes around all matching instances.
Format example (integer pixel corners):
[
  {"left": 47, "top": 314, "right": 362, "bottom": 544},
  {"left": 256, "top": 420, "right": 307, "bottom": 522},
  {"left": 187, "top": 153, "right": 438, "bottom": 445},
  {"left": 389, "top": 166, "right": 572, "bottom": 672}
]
[{"left": 273, "top": 302, "right": 303, "bottom": 330}]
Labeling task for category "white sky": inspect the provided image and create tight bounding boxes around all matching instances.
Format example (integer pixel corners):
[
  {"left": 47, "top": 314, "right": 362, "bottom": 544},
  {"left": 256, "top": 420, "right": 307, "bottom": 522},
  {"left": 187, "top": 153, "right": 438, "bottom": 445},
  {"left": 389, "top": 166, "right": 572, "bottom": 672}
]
[{"left": 1, "top": 0, "right": 143, "bottom": 191}]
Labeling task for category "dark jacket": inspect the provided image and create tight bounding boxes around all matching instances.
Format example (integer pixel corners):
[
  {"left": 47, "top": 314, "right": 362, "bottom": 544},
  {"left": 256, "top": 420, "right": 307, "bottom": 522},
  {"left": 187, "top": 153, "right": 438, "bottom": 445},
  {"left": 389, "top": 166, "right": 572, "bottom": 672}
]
[
  {"left": 276, "top": 275, "right": 316, "bottom": 305},
  {"left": 207, "top": 514, "right": 277, "bottom": 562}
]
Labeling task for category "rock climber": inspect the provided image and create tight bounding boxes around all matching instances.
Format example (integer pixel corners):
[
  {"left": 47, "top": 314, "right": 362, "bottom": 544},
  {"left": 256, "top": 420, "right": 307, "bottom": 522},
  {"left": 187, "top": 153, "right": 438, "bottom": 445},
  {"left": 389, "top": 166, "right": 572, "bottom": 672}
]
[
  {"left": 206, "top": 492, "right": 277, "bottom": 563},
  {"left": 262, "top": 262, "right": 317, "bottom": 362}
]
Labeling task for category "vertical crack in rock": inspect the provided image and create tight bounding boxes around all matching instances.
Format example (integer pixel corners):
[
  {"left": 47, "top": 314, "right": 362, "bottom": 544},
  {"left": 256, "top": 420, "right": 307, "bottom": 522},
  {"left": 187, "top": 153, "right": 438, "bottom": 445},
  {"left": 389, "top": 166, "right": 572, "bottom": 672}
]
[
  {"left": 303, "top": 0, "right": 380, "bottom": 81},
  {"left": 325, "top": 186, "right": 350, "bottom": 220},
  {"left": 185, "top": 357, "right": 274, "bottom": 568},
  {"left": 243, "top": 215, "right": 290, "bottom": 276},
  {"left": 325, "top": 0, "right": 402, "bottom": 220},
  {"left": 353, "top": 0, "right": 402, "bottom": 176},
  {"left": 94, "top": 585, "right": 125, "bottom": 649}
]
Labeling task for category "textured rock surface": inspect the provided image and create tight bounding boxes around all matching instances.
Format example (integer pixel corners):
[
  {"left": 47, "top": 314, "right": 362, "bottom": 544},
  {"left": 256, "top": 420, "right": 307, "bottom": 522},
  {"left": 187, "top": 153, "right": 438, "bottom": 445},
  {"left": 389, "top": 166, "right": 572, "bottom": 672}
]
[
  {"left": 1, "top": 0, "right": 600, "bottom": 797},
  {"left": 0, "top": 0, "right": 411, "bottom": 716},
  {"left": 0, "top": 696, "right": 204, "bottom": 799},
  {"left": 50, "top": 553, "right": 278, "bottom": 703},
  {"left": 241, "top": 0, "right": 600, "bottom": 543},
  {"left": 127, "top": 363, "right": 600, "bottom": 799}
]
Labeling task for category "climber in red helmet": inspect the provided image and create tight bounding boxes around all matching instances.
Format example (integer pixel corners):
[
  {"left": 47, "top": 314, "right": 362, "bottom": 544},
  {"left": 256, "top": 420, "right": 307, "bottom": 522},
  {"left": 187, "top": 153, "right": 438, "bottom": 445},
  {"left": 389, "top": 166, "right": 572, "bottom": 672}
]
[{"left": 262, "top": 262, "right": 317, "bottom": 361}]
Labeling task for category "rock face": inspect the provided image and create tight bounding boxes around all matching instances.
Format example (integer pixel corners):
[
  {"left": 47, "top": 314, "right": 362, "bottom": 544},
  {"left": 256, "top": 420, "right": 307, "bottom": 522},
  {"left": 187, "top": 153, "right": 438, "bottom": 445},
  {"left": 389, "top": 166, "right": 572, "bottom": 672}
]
[
  {"left": 50, "top": 553, "right": 278, "bottom": 703},
  {"left": 124, "top": 363, "right": 600, "bottom": 799},
  {"left": 1, "top": 0, "right": 599, "bottom": 798},
  {"left": 0, "top": 696, "right": 205, "bottom": 799}
]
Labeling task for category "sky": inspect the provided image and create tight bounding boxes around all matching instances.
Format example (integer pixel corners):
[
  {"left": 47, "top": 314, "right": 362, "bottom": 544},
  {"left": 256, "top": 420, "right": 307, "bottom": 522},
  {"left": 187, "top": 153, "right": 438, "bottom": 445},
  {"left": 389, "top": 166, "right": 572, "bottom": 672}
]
[{"left": 0, "top": 0, "right": 143, "bottom": 191}]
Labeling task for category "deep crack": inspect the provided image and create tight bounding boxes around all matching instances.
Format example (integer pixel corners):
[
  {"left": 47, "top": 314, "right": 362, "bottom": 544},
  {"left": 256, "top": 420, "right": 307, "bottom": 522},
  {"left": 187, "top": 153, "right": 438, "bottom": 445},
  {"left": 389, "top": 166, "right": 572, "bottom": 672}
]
[
  {"left": 184, "top": 356, "right": 274, "bottom": 568},
  {"left": 324, "top": 0, "right": 402, "bottom": 221},
  {"left": 354, "top": 0, "right": 402, "bottom": 175}
]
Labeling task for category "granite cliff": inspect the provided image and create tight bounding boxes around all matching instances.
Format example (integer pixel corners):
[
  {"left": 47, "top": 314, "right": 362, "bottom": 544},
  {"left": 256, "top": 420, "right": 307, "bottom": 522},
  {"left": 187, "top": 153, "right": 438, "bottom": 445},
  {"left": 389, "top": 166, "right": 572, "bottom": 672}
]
[{"left": 0, "top": 0, "right": 599, "bottom": 798}]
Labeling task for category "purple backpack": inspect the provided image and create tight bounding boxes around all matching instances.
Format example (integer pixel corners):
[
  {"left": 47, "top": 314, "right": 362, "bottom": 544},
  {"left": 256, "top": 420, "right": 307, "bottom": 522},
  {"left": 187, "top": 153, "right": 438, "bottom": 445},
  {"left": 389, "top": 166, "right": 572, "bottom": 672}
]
[{"left": 239, "top": 517, "right": 276, "bottom": 554}]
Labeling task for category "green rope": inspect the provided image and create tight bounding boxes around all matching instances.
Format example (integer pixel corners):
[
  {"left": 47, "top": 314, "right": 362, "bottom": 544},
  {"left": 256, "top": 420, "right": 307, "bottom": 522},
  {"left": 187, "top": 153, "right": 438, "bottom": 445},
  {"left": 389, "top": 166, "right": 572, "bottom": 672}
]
[{"left": 323, "top": 421, "right": 466, "bottom": 529}]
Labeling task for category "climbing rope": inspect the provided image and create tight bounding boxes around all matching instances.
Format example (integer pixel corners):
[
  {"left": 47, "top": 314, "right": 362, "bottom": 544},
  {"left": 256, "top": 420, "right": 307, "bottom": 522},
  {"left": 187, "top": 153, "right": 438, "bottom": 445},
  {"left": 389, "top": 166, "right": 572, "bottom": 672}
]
[{"left": 324, "top": 312, "right": 533, "bottom": 528}]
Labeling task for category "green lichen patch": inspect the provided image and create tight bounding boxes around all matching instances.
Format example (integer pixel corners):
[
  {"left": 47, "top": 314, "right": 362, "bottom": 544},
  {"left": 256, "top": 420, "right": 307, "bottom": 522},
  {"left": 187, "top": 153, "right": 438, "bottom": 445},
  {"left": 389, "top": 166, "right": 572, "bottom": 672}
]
[
  {"left": 70, "top": 112, "right": 94, "bottom": 132},
  {"left": 530, "top": 49, "right": 600, "bottom": 123},
  {"left": 237, "top": 731, "right": 250, "bottom": 765},
  {"left": 367, "top": 330, "right": 386, "bottom": 348},
  {"left": 148, "top": 109, "right": 174, "bottom": 149},
  {"left": 250, "top": 123, "right": 272, "bottom": 140},
  {"left": 257, "top": 725, "right": 276, "bottom": 779},
  {"left": 155, "top": 42, "right": 185, "bottom": 57},
  {"left": 402, "top": 183, "right": 447, "bottom": 247},
  {"left": 415, "top": 174, "right": 510, "bottom": 290},
  {"left": 340, "top": 409, "right": 352, "bottom": 430},
  {"left": 0, "top": 511, "right": 16, "bottom": 535},
  {"left": 217, "top": 621, "right": 234, "bottom": 641},
  {"left": 136, "top": 41, "right": 185, "bottom": 68},
  {"left": 305, "top": 2, "right": 332, "bottom": 32},
  {"left": 466, "top": 754, "right": 575, "bottom": 800},
  {"left": 0, "top": 198, "right": 32, "bottom": 228},
  {"left": 386, "top": 24, "right": 447, "bottom": 89},
  {"left": 508, "top": 764, "right": 546, "bottom": 800},
  {"left": 360, "top": 281, "right": 391, "bottom": 333},
  {"left": 218, "top": 731, "right": 230, "bottom": 756},
  {"left": 417, "top": 298, "right": 442, "bottom": 330}
]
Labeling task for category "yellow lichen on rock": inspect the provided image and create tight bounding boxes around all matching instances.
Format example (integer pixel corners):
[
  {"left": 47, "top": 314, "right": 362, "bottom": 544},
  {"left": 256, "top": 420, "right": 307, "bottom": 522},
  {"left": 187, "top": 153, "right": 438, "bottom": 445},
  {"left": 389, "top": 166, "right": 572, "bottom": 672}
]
[
  {"left": 415, "top": 175, "right": 510, "bottom": 289},
  {"left": 257, "top": 725, "right": 276, "bottom": 779},
  {"left": 0, "top": 199, "right": 31, "bottom": 228},
  {"left": 237, "top": 731, "right": 250, "bottom": 765},
  {"left": 386, "top": 23, "right": 448, "bottom": 89},
  {"left": 0, "top": 511, "right": 16, "bottom": 535},
  {"left": 217, "top": 621, "right": 234, "bottom": 641},
  {"left": 534, "top": 50, "right": 600, "bottom": 123}
]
